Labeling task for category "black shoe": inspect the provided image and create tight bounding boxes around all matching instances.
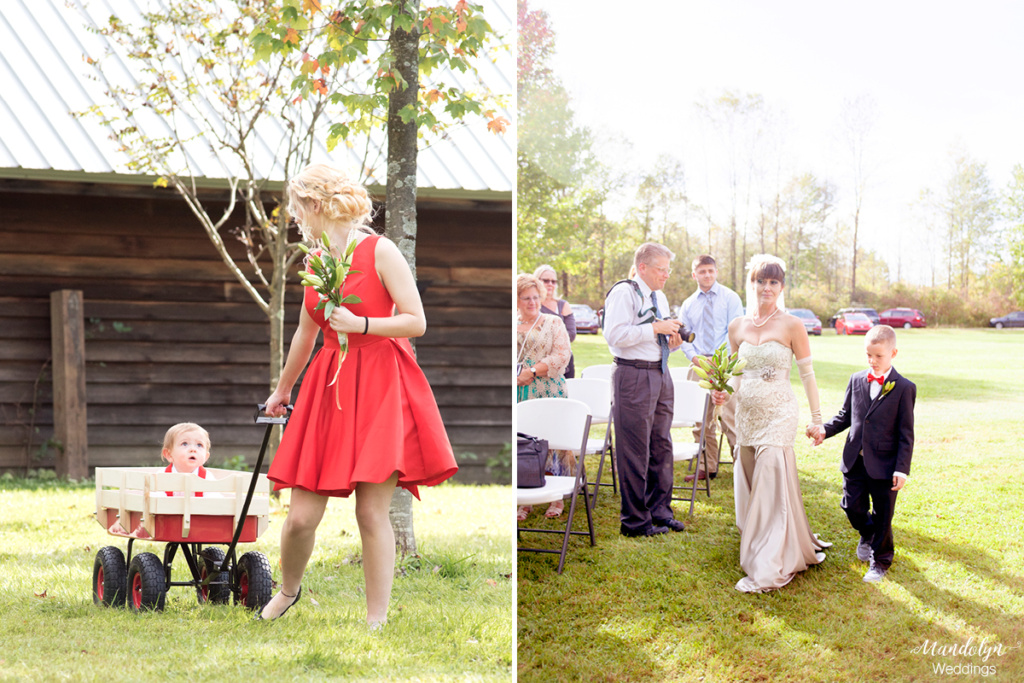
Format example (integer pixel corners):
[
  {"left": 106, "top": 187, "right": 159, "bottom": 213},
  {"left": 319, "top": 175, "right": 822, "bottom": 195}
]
[
  {"left": 620, "top": 524, "right": 671, "bottom": 537},
  {"left": 655, "top": 519, "right": 686, "bottom": 532},
  {"left": 708, "top": 472, "right": 717, "bottom": 480},
  {"left": 254, "top": 586, "right": 302, "bottom": 621}
]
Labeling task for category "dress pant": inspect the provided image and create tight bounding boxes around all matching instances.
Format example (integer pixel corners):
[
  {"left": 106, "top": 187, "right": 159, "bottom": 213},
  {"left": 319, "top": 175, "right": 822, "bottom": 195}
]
[
  {"left": 841, "top": 455, "right": 899, "bottom": 567},
  {"left": 612, "top": 362, "right": 676, "bottom": 532},
  {"left": 686, "top": 366, "right": 736, "bottom": 474}
]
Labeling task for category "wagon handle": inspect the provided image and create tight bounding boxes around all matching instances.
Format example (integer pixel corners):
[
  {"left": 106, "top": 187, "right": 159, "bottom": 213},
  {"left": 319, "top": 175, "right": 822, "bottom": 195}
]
[{"left": 218, "top": 404, "right": 293, "bottom": 574}]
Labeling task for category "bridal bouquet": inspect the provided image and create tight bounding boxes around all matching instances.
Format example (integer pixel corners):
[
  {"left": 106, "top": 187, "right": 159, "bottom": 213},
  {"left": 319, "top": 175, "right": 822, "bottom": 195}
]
[
  {"left": 693, "top": 342, "right": 747, "bottom": 421},
  {"left": 296, "top": 232, "right": 361, "bottom": 408}
]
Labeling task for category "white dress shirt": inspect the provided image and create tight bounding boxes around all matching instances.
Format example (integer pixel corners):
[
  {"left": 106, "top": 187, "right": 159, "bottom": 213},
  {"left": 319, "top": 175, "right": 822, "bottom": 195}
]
[
  {"left": 677, "top": 281, "right": 745, "bottom": 359},
  {"left": 603, "top": 278, "right": 674, "bottom": 361}
]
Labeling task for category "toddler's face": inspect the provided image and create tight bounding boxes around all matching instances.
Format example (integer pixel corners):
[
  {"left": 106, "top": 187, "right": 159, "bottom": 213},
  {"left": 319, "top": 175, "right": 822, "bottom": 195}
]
[
  {"left": 865, "top": 341, "right": 897, "bottom": 376},
  {"left": 163, "top": 429, "right": 210, "bottom": 473}
]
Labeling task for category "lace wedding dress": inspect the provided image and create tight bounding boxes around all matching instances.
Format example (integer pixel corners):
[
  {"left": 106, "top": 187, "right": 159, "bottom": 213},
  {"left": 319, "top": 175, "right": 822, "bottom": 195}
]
[{"left": 732, "top": 341, "right": 830, "bottom": 592}]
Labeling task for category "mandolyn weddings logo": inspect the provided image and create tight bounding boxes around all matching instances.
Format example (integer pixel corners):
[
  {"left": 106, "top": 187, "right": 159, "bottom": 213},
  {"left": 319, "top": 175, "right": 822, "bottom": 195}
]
[{"left": 911, "top": 636, "right": 1021, "bottom": 677}]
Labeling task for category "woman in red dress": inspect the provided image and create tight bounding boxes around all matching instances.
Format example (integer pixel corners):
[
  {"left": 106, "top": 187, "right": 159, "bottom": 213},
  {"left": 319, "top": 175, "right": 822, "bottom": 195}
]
[{"left": 260, "top": 164, "right": 458, "bottom": 626}]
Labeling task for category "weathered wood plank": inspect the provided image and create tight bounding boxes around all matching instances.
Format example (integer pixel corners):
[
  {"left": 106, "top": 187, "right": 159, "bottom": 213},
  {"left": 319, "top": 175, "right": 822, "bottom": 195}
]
[{"left": 50, "top": 290, "right": 88, "bottom": 479}]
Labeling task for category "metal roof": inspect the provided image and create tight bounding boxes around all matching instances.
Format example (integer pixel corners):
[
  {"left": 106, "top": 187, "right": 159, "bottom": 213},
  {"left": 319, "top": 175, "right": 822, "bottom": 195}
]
[{"left": 0, "top": 0, "right": 513, "bottom": 196}]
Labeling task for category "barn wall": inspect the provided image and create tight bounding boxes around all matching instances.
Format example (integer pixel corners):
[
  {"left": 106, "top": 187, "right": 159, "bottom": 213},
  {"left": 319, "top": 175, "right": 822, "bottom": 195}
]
[{"left": 0, "top": 182, "right": 511, "bottom": 482}]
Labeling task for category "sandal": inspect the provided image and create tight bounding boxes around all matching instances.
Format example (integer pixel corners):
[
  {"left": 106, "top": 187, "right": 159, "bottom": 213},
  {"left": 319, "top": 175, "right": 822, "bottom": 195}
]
[
  {"left": 545, "top": 500, "right": 564, "bottom": 518},
  {"left": 516, "top": 505, "right": 532, "bottom": 521}
]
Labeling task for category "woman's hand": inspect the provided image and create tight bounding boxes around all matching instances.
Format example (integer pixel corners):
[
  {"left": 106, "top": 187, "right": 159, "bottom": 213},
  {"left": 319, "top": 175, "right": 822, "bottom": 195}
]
[
  {"left": 711, "top": 389, "right": 730, "bottom": 405},
  {"left": 264, "top": 390, "right": 291, "bottom": 417},
  {"left": 516, "top": 366, "right": 534, "bottom": 386},
  {"left": 328, "top": 305, "right": 363, "bottom": 334}
]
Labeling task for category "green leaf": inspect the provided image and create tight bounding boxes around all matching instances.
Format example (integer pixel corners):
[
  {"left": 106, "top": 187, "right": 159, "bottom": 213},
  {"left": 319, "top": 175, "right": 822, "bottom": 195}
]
[
  {"left": 323, "top": 300, "right": 335, "bottom": 318},
  {"left": 340, "top": 294, "right": 362, "bottom": 304},
  {"left": 398, "top": 102, "right": 417, "bottom": 124}
]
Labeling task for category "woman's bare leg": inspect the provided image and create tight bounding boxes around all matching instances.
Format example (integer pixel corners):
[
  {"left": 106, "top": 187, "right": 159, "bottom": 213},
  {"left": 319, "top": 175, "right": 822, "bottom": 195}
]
[
  {"left": 259, "top": 488, "right": 329, "bottom": 619},
  {"left": 354, "top": 473, "right": 399, "bottom": 627}
]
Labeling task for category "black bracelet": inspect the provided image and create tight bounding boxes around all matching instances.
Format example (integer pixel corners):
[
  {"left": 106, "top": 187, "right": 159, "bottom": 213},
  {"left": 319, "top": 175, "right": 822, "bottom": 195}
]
[{"left": 363, "top": 316, "right": 369, "bottom": 335}]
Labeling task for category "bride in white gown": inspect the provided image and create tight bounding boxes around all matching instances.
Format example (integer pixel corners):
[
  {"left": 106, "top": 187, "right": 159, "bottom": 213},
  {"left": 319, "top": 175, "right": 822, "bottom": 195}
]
[{"left": 711, "top": 255, "right": 831, "bottom": 593}]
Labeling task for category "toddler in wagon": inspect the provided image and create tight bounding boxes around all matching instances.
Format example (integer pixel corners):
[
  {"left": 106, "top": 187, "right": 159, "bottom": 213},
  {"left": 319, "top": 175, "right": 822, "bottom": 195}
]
[{"left": 161, "top": 422, "right": 211, "bottom": 496}]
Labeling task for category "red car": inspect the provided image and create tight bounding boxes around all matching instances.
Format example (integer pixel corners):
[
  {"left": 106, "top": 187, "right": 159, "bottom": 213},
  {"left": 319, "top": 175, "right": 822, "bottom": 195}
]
[
  {"left": 835, "top": 312, "right": 873, "bottom": 335},
  {"left": 879, "top": 308, "right": 926, "bottom": 329}
]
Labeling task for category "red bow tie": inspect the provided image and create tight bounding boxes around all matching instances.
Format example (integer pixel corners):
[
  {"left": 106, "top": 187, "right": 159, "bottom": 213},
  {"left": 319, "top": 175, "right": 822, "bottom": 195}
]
[{"left": 867, "top": 374, "right": 885, "bottom": 385}]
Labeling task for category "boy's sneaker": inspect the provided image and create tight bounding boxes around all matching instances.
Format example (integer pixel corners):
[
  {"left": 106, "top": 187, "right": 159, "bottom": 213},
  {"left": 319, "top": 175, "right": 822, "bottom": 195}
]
[
  {"left": 863, "top": 563, "right": 888, "bottom": 582},
  {"left": 856, "top": 541, "right": 873, "bottom": 562}
]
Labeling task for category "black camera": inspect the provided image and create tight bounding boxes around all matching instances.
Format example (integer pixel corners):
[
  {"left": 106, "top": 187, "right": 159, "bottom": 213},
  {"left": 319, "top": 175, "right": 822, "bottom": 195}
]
[{"left": 661, "top": 317, "right": 695, "bottom": 344}]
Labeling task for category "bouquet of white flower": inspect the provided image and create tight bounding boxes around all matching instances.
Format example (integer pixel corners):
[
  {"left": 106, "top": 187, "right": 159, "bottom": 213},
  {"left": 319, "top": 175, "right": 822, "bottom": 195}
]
[
  {"left": 296, "top": 231, "right": 361, "bottom": 408},
  {"left": 692, "top": 342, "right": 747, "bottom": 420}
]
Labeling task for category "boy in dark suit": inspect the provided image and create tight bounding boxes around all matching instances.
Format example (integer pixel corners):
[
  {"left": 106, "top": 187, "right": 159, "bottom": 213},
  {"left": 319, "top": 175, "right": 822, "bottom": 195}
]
[{"left": 808, "top": 325, "right": 915, "bottom": 582}]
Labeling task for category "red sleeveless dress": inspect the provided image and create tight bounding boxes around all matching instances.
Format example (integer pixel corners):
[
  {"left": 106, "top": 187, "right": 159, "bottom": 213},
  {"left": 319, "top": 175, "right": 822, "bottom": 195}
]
[{"left": 267, "top": 234, "right": 458, "bottom": 498}]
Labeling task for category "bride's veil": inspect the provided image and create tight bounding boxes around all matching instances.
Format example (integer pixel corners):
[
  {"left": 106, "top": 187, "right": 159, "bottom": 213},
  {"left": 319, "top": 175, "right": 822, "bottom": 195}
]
[{"left": 744, "top": 254, "right": 787, "bottom": 315}]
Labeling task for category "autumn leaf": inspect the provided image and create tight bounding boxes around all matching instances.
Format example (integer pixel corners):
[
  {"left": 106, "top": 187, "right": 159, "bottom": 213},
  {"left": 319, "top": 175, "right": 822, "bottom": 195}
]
[
  {"left": 152, "top": 176, "right": 168, "bottom": 188},
  {"left": 423, "top": 16, "right": 434, "bottom": 33},
  {"left": 313, "top": 79, "right": 328, "bottom": 96},
  {"left": 292, "top": 95, "right": 303, "bottom": 104},
  {"left": 301, "top": 0, "right": 321, "bottom": 14},
  {"left": 426, "top": 88, "right": 442, "bottom": 105},
  {"left": 486, "top": 116, "right": 509, "bottom": 134},
  {"left": 456, "top": 18, "right": 467, "bottom": 33},
  {"left": 284, "top": 28, "right": 300, "bottom": 45},
  {"left": 455, "top": 0, "right": 469, "bottom": 14},
  {"left": 34, "top": 590, "right": 48, "bottom": 598},
  {"left": 485, "top": 578, "right": 497, "bottom": 587},
  {"left": 354, "top": 20, "right": 365, "bottom": 33}
]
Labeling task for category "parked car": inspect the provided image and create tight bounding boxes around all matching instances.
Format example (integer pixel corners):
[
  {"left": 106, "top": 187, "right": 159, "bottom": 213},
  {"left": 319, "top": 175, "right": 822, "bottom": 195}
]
[
  {"left": 788, "top": 308, "right": 822, "bottom": 336},
  {"left": 989, "top": 311, "right": 1024, "bottom": 329},
  {"left": 879, "top": 308, "right": 926, "bottom": 329},
  {"left": 828, "top": 307, "right": 880, "bottom": 329},
  {"left": 571, "top": 304, "right": 601, "bottom": 334},
  {"left": 835, "top": 312, "right": 873, "bottom": 335}
]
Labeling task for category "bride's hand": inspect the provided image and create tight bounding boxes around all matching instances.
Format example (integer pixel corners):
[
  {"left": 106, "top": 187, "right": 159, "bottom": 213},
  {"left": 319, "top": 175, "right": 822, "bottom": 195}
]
[{"left": 710, "top": 389, "right": 730, "bottom": 405}]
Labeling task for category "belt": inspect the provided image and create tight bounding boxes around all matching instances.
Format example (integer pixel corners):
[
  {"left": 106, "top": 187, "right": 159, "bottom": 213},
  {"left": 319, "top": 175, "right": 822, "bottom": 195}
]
[{"left": 613, "top": 357, "right": 663, "bottom": 371}]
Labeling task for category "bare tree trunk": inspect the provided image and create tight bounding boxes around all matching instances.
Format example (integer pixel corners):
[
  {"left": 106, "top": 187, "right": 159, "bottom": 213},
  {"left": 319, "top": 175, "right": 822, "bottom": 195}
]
[{"left": 384, "top": 0, "right": 420, "bottom": 559}]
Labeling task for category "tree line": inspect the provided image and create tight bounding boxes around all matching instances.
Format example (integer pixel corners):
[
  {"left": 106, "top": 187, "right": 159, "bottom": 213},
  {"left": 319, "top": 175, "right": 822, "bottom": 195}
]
[{"left": 516, "top": 0, "right": 1024, "bottom": 326}]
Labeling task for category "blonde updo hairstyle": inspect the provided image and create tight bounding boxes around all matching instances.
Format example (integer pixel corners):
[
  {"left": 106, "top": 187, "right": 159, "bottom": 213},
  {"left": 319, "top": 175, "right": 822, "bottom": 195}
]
[{"left": 288, "top": 163, "right": 374, "bottom": 242}]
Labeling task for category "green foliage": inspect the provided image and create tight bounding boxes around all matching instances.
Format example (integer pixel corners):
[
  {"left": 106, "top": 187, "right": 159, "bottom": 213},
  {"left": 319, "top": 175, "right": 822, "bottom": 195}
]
[
  {"left": 217, "top": 455, "right": 250, "bottom": 471},
  {"left": 250, "top": 0, "right": 508, "bottom": 159}
]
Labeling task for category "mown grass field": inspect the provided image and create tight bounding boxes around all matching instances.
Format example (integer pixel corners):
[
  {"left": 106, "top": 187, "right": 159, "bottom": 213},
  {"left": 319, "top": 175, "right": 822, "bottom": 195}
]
[
  {"left": 0, "top": 481, "right": 514, "bottom": 681},
  {"left": 518, "top": 328, "right": 1024, "bottom": 682}
]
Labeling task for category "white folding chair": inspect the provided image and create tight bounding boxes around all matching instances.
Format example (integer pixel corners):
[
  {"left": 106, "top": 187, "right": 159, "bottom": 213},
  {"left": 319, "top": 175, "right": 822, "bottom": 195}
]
[
  {"left": 565, "top": 378, "right": 614, "bottom": 507},
  {"left": 580, "top": 364, "right": 613, "bottom": 382},
  {"left": 517, "top": 398, "right": 595, "bottom": 574},
  {"left": 669, "top": 366, "right": 691, "bottom": 383},
  {"left": 670, "top": 379, "right": 712, "bottom": 515}
]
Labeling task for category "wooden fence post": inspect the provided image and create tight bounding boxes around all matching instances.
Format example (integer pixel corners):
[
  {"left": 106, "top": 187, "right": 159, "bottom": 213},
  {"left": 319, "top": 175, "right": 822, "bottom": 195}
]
[{"left": 51, "top": 290, "right": 88, "bottom": 479}]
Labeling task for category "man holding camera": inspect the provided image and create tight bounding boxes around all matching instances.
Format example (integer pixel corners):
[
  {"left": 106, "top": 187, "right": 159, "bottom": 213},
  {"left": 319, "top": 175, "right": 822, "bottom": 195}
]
[
  {"left": 604, "top": 242, "right": 687, "bottom": 537},
  {"left": 677, "top": 255, "right": 745, "bottom": 481}
]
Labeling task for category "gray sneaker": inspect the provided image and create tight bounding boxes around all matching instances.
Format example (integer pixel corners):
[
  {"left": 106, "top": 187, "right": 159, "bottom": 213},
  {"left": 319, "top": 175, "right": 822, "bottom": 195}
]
[
  {"left": 856, "top": 541, "right": 873, "bottom": 562},
  {"left": 863, "top": 563, "right": 888, "bottom": 582}
]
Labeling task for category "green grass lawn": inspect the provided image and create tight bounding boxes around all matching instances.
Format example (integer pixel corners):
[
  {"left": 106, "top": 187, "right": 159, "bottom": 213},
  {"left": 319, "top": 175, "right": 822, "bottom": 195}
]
[
  {"left": 0, "top": 481, "right": 514, "bottom": 681},
  {"left": 520, "top": 328, "right": 1024, "bottom": 682}
]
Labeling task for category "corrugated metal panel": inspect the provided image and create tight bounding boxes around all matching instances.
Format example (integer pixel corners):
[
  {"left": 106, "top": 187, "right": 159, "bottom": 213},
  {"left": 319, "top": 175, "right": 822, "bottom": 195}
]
[{"left": 0, "top": 0, "right": 513, "bottom": 193}]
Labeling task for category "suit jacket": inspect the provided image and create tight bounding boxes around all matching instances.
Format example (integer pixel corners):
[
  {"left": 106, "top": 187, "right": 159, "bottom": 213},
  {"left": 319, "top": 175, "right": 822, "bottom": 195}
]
[{"left": 822, "top": 368, "right": 916, "bottom": 480}]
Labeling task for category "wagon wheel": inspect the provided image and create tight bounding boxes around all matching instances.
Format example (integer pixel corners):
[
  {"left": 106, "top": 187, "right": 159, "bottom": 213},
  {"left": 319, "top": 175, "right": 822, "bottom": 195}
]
[
  {"left": 128, "top": 552, "right": 167, "bottom": 612},
  {"left": 93, "top": 546, "right": 127, "bottom": 608},
  {"left": 234, "top": 551, "right": 273, "bottom": 610},
  {"left": 197, "top": 547, "right": 231, "bottom": 605}
]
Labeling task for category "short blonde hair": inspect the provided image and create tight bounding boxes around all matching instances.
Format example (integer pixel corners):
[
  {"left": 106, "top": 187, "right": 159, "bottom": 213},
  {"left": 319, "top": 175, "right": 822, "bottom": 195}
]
[
  {"left": 162, "top": 423, "right": 210, "bottom": 456},
  {"left": 634, "top": 242, "right": 674, "bottom": 268},
  {"left": 866, "top": 325, "right": 897, "bottom": 348},
  {"left": 533, "top": 264, "right": 556, "bottom": 280},
  {"left": 288, "top": 163, "right": 374, "bottom": 241},
  {"left": 747, "top": 254, "right": 786, "bottom": 284},
  {"left": 517, "top": 273, "right": 544, "bottom": 299}
]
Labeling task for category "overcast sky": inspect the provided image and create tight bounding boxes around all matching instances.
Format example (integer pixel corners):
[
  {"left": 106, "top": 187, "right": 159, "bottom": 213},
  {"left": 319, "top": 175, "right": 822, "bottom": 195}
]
[{"left": 532, "top": 0, "right": 1024, "bottom": 284}]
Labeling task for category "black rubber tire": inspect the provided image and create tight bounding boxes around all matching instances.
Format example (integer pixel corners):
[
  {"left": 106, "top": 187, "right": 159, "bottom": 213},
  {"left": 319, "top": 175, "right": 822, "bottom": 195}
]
[
  {"left": 234, "top": 551, "right": 273, "bottom": 611},
  {"left": 128, "top": 552, "right": 166, "bottom": 612},
  {"left": 198, "top": 547, "right": 231, "bottom": 605},
  {"left": 93, "top": 546, "right": 127, "bottom": 608},
  {"left": 903, "top": 322, "right": 912, "bottom": 329}
]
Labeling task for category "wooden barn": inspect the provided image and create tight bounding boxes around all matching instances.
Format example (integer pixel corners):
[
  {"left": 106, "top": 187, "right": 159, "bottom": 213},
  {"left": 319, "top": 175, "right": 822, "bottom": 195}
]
[{"left": 0, "top": 1, "right": 513, "bottom": 482}]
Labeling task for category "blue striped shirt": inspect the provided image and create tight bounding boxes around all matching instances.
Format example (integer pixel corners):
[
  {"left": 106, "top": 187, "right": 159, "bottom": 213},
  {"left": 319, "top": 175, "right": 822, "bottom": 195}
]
[{"left": 677, "top": 281, "right": 744, "bottom": 359}]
